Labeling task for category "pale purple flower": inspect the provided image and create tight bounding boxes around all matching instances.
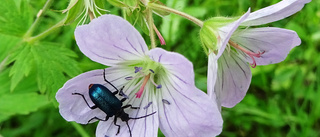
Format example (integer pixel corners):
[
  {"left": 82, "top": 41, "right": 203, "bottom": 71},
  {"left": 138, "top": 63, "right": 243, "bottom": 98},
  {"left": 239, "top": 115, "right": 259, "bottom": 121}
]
[
  {"left": 56, "top": 15, "right": 222, "bottom": 137},
  {"left": 205, "top": 0, "right": 311, "bottom": 108}
]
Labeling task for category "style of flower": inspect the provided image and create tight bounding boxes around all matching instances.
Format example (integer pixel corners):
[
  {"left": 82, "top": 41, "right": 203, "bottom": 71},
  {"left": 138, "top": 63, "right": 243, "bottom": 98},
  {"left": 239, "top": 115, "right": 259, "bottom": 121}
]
[
  {"left": 201, "top": 0, "right": 311, "bottom": 108},
  {"left": 56, "top": 15, "right": 223, "bottom": 137}
]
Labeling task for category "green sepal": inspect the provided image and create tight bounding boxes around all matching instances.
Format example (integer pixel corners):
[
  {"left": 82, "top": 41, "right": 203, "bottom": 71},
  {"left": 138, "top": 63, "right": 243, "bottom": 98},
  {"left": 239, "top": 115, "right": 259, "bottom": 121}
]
[
  {"left": 199, "top": 16, "right": 238, "bottom": 55},
  {"left": 107, "top": 0, "right": 128, "bottom": 8},
  {"left": 124, "top": 6, "right": 149, "bottom": 35},
  {"left": 123, "top": 0, "right": 139, "bottom": 9},
  {"left": 64, "top": 0, "right": 84, "bottom": 25}
]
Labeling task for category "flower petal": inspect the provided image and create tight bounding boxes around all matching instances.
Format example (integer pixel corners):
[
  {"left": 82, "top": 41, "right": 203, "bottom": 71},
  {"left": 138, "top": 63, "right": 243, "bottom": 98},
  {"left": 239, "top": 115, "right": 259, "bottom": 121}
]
[
  {"left": 75, "top": 14, "right": 149, "bottom": 66},
  {"left": 149, "top": 48, "right": 195, "bottom": 86},
  {"left": 56, "top": 67, "right": 132, "bottom": 124},
  {"left": 213, "top": 50, "right": 252, "bottom": 108},
  {"left": 157, "top": 75, "right": 223, "bottom": 137},
  {"left": 207, "top": 53, "right": 220, "bottom": 109},
  {"left": 241, "top": 0, "right": 311, "bottom": 26},
  {"left": 96, "top": 82, "right": 159, "bottom": 137},
  {"left": 231, "top": 27, "right": 301, "bottom": 65},
  {"left": 216, "top": 9, "right": 251, "bottom": 58}
]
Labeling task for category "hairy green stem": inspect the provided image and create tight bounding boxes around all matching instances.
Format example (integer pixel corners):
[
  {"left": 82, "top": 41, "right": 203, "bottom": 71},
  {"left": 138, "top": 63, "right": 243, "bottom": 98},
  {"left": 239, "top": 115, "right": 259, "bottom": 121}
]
[
  {"left": 147, "top": 9, "right": 156, "bottom": 49},
  {"left": 71, "top": 122, "right": 90, "bottom": 137},
  {"left": 25, "top": 19, "right": 65, "bottom": 43},
  {"left": 148, "top": 3, "right": 203, "bottom": 27},
  {"left": 24, "top": 0, "right": 54, "bottom": 38}
]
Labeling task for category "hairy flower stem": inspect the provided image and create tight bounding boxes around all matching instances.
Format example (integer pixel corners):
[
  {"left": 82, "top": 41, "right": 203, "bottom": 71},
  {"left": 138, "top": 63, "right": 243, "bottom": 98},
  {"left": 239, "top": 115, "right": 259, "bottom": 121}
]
[
  {"left": 147, "top": 9, "right": 157, "bottom": 49},
  {"left": 24, "top": 0, "right": 53, "bottom": 38},
  {"left": 148, "top": 3, "right": 203, "bottom": 27},
  {"left": 25, "top": 19, "right": 65, "bottom": 43}
]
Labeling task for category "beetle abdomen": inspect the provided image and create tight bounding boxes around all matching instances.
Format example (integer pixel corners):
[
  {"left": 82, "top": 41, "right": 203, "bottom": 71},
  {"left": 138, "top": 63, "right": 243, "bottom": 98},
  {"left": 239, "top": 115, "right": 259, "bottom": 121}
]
[{"left": 89, "top": 84, "right": 123, "bottom": 116}]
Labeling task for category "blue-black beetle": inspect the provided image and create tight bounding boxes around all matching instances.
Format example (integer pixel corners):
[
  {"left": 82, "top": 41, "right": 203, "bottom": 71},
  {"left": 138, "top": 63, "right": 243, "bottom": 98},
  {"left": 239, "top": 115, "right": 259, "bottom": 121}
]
[{"left": 72, "top": 69, "right": 156, "bottom": 137}]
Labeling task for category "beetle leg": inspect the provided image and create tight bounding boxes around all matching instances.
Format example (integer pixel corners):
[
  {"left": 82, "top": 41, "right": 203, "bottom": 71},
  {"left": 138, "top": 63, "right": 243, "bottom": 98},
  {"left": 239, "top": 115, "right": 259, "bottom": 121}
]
[
  {"left": 87, "top": 116, "right": 109, "bottom": 124},
  {"left": 72, "top": 93, "right": 97, "bottom": 109},
  {"left": 122, "top": 104, "right": 140, "bottom": 109},
  {"left": 118, "top": 86, "right": 128, "bottom": 99},
  {"left": 114, "top": 117, "right": 121, "bottom": 135}
]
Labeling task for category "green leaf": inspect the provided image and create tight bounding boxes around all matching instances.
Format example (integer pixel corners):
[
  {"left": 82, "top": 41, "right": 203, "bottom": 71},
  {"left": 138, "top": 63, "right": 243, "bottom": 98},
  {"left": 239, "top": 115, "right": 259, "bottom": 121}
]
[
  {"left": 31, "top": 42, "right": 81, "bottom": 95},
  {"left": 8, "top": 44, "right": 34, "bottom": 91},
  {"left": 0, "top": 93, "right": 49, "bottom": 115},
  {"left": 0, "top": 0, "right": 33, "bottom": 36},
  {"left": 0, "top": 33, "right": 22, "bottom": 63}
]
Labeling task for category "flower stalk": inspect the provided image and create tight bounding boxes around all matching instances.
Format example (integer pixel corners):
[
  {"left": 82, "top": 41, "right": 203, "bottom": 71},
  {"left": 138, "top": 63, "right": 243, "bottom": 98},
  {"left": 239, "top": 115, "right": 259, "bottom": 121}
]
[
  {"left": 148, "top": 3, "right": 203, "bottom": 27},
  {"left": 24, "top": 0, "right": 54, "bottom": 38}
]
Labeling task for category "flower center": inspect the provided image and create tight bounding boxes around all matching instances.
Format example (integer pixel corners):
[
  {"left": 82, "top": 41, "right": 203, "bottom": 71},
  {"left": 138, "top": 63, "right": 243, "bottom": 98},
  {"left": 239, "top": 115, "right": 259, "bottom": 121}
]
[
  {"left": 228, "top": 40, "right": 265, "bottom": 68},
  {"left": 126, "top": 67, "right": 162, "bottom": 98}
]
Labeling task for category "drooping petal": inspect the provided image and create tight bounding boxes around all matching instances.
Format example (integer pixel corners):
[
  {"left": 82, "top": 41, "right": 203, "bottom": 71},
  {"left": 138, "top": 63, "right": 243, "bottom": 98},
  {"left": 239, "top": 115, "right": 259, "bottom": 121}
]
[
  {"left": 231, "top": 27, "right": 301, "bottom": 65},
  {"left": 56, "top": 67, "right": 132, "bottom": 124},
  {"left": 207, "top": 53, "right": 220, "bottom": 109},
  {"left": 149, "top": 48, "right": 195, "bottom": 86},
  {"left": 157, "top": 75, "right": 223, "bottom": 137},
  {"left": 213, "top": 50, "right": 252, "bottom": 108},
  {"left": 215, "top": 9, "right": 251, "bottom": 59},
  {"left": 241, "top": 0, "right": 311, "bottom": 26},
  {"left": 96, "top": 82, "right": 159, "bottom": 137},
  {"left": 75, "top": 15, "right": 149, "bottom": 66}
]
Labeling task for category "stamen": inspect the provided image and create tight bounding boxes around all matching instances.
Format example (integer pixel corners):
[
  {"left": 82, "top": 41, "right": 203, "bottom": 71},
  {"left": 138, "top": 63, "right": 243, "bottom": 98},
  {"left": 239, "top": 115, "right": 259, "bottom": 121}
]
[
  {"left": 125, "top": 76, "right": 133, "bottom": 80},
  {"left": 150, "top": 77, "right": 162, "bottom": 89},
  {"left": 143, "top": 102, "right": 153, "bottom": 109},
  {"left": 149, "top": 69, "right": 155, "bottom": 73},
  {"left": 134, "top": 67, "right": 143, "bottom": 73},
  {"left": 162, "top": 99, "right": 171, "bottom": 105},
  {"left": 135, "top": 74, "right": 150, "bottom": 98},
  {"left": 229, "top": 41, "right": 265, "bottom": 68}
]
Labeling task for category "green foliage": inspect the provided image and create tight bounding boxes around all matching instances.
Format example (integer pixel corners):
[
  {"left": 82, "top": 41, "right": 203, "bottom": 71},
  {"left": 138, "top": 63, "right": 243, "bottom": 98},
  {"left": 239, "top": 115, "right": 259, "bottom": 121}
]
[{"left": 0, "top": 0, "right": 319, "bottom": 137}]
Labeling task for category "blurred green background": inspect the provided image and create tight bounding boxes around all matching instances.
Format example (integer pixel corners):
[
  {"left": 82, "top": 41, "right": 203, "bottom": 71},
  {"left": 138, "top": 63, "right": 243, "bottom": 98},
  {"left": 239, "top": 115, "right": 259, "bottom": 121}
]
[{"left": 0, "top": 0, "right": 319, "bottom": 136}]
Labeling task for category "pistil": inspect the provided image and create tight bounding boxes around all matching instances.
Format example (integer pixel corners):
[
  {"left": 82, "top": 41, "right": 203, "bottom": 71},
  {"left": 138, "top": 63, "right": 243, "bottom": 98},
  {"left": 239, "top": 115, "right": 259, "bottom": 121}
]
[
  {"left": 135, "top": 74, "right": 150, "bottom": 98},
  {"left": 229, "top": 41, "right": 265, "bottom": 68}
]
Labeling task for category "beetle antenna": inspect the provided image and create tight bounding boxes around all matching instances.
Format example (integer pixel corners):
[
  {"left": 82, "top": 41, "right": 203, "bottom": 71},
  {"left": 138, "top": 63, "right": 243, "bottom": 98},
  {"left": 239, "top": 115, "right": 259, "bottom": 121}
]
[
  {"left": 126, "top": 121, "right": 132, "bottom": 137},
  {"left": 129, "top": 111, "right": 156, "bottom": 119}
]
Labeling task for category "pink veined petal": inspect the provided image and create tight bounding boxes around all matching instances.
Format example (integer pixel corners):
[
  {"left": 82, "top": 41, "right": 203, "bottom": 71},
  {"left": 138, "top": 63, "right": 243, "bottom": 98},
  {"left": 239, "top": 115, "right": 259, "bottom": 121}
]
[
  {"left": 231, "top": 27, "right": 301, "bottom": 65},
  {"left": 207, "top": 53, "right": 221, "bottom": 110},
  {"left": 157, "top": 75, "right": 223, "bottom": 137},
  {"left": 75, "top": 15, "right": 149, "bottom": 66},
  {"left": 56, "top": 67, "right": 132, "bottom": 124},
  {"left": 215, "top": 9, "right": 251, "bottom": 59},
  {"left": 214, "top": 50, "right": 252, "bottom": 108},
  {"left": 241, "top": 0, "right": 311, "bottom": 26},
  {"left": 149, "top": 48, "right": 195, "bottom": 86},
  {"left": 96, "top": 82, "right": 159, "bottom": 137}
]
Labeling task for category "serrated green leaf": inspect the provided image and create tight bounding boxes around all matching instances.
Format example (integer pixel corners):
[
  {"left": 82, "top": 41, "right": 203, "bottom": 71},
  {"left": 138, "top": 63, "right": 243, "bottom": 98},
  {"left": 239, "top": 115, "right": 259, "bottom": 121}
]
[
  {"left": 0, "top": 93, "right": 49, "bottom": 115},
  {"left": 8, "top": 44, "right": 34, "bottom": 91},
  {"left": 0, "top": 0, "right": 33, "bottom": 36},
  {"left": 31, "top": 43, "right": 81, "bottom": 95},
  {"left": 0, "top": 33, "right": 22, "bottom": 63}
]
